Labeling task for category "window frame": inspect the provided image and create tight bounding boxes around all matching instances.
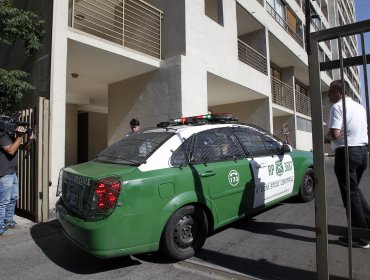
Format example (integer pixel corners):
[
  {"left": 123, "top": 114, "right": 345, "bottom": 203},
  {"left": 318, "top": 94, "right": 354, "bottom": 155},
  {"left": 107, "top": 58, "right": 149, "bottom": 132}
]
[{"left": 232, "top": 125, "right": 283, "bottom": 157}]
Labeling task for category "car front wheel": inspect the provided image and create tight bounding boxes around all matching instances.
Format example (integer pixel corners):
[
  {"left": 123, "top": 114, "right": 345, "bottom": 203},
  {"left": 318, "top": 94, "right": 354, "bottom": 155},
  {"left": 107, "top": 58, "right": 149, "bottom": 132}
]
[
  {"left": 160, "top": 205, "right": 208, "bottom": 261},
  {"left": 299, "top": 168, "right": 315, "bottom": 202}
]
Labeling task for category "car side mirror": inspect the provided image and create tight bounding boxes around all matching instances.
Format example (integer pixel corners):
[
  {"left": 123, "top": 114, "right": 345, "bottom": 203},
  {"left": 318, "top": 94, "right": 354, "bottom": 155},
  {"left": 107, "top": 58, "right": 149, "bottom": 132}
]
[{"left": 281, "top": 143, "right": 293, "bottom": 154}]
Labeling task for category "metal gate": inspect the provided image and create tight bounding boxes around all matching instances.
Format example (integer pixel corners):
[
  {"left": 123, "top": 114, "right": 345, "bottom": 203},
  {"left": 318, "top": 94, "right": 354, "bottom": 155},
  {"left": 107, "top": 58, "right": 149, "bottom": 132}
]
[
  {"left": 16, "top": 97, "right": 50, "bottom": 223},
  {"left": 308, "top": 20, "right": 370, "bottom": 279}
]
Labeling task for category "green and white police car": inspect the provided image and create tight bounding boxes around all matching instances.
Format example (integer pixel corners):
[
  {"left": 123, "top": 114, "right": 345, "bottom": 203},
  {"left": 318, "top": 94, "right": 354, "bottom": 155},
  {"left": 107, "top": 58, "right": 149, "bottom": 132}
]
[{"left": 56, "top": 113, "right": 314, "bottom": 261}]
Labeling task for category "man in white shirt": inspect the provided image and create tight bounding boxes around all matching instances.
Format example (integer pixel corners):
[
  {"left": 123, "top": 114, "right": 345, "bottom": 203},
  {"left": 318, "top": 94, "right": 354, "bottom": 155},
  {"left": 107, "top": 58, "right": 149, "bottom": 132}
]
[{"left": 325, "top": 79, "right": 370, "bottom": 249}]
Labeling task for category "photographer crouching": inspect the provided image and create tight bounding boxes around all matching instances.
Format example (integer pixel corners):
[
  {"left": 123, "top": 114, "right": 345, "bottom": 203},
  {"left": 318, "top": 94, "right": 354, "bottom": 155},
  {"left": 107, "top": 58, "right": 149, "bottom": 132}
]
[{"left": 0, "top": 125, "right": 34, "bottom": 236}]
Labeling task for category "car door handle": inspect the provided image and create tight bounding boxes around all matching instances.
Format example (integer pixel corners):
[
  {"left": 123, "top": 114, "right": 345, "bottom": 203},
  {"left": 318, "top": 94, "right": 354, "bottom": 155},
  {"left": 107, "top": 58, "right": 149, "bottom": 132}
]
[
  {"left": 257, "top": 163, "right": 266, "bottom": 168},
  {"left": 199, "top": 171, "right": 216, "bottom": 177}
]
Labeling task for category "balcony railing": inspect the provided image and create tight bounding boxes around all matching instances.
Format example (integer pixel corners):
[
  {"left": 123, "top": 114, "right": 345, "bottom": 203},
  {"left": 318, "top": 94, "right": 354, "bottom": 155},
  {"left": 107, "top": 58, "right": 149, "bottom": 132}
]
[
  {"left": 266, "top": 2, "right": 303, "bottom": 47},
  {"left": 71, "top": 0, "right": 163, "bottom": 59},
  {"left": 238, "top": 40, "right": 267, "bottom": 75},
  {"left": 295, "top": 90, "right": 311, "bottom": 116},
  {"left": 271, "top": 76, "right": 294, "bottom": 110}
]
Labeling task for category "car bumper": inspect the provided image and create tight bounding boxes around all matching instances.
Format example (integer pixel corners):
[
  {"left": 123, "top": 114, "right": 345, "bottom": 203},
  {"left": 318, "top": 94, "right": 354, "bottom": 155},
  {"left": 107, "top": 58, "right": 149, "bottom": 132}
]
[{"left": 56, "top": 199, "right": 159, "bottom": 258}]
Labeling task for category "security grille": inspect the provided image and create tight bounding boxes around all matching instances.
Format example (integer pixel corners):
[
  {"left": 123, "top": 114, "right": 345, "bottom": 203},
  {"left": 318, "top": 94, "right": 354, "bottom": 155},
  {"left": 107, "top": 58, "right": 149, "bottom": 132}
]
[{"left": 16, "top": 97, "right": 49, "bottom": 222}]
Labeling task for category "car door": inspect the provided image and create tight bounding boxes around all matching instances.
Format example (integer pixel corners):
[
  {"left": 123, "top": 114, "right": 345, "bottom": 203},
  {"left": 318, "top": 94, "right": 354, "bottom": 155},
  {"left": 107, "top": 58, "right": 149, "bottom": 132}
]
[
  {"left": 189, "top": 127, "right": 253, "bottom": 225},
  {"left": 233, "top": 126, "right": 295, "bottom": 210}
]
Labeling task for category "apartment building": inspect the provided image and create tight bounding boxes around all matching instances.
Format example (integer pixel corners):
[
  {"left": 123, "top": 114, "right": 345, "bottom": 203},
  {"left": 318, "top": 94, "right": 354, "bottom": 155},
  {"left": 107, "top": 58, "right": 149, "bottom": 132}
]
[
  {"left": 2, "top": 0, "right": 360, "bottom": 213},
  {"left": 328, "top": 0, "right": 361, "bottom": 99}
]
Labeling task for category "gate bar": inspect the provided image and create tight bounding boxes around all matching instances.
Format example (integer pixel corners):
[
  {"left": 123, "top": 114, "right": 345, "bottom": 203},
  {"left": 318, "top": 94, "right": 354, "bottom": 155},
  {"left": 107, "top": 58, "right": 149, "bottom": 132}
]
[
  {"left": 309, "top": 19, "right": 370, "bottom": 280},
  {"left": 308, "top": 37, "right": 328, "bottom": 280},
  {"left": 361, "top": 32, "right": 370, "bottom": 159},
  {"left": 338, "top": 36, "right": 353, "bottom": 279},
  {"left": 320, "top": 55, "right": 370, "bottom": 71}
]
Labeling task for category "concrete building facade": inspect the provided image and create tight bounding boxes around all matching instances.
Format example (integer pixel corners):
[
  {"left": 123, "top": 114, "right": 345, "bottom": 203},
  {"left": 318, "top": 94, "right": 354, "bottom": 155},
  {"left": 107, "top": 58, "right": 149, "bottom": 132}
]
[{"left": 2, "top": 0, "right": 360, "bottom": 213}]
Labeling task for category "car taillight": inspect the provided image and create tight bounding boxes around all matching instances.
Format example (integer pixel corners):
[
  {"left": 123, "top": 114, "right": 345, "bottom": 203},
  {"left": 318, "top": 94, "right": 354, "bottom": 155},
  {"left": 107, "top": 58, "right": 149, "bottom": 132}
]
[{"left": 93, "top": 177, "right": 122, "bottom": 211}]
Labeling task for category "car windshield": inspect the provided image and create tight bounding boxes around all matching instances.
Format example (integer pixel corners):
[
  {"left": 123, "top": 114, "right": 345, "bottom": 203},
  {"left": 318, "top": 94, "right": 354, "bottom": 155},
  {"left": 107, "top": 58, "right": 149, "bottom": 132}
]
[{"left": 95, "top": 129, "right": 174, "bottom": 165}]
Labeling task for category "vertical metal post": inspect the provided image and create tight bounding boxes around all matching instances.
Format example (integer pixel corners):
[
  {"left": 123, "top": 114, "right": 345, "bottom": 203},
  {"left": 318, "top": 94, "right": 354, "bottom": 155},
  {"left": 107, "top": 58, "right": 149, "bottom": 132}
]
[
  {"left": 360, "top": 32, "right": 370, "bottom": 164},
  {"left": 308, "top": 38, "right": 329, "bottom": 280},
  {"left": 338, "top": 36, "right": 353, "bottom": 280},
  {"left": 36, "top": 97, "right": 50, "bottom": 223},
  {"left": 305, "top": 0, "right": 311, "bottom": 55}
]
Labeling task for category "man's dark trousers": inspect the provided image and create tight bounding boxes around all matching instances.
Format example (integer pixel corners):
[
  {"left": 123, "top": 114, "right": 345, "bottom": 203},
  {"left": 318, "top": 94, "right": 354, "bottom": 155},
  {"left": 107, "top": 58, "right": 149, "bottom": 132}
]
[{"left": 334, "top": 146, "right": 370, "bottom": 230}]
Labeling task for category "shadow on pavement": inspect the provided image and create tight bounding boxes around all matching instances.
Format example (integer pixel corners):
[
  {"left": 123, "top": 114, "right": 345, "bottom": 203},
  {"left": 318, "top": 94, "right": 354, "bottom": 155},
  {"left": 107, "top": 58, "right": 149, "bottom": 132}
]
[
  {"left": 195, "top": 249, "right": 347, "bottom": 280},
  {"left": 30, "top": 220, "right": 141, "bottom": 274},
  {"left": 233, "top": 218, "right": 316, "bottom": 243}
]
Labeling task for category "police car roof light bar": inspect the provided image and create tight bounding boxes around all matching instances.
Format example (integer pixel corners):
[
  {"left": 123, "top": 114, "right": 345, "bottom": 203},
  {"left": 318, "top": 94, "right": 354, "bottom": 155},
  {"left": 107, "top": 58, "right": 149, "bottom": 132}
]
[{"left": 157, "top": 113, "right": 238, "bottom": 127}]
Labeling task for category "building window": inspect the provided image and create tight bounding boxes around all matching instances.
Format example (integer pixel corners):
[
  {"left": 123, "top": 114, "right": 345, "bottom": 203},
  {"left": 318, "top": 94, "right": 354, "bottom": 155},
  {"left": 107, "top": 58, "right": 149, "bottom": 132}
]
[
  {"left": 270, "top": 66, "right": 282, "bottom": 80},
  {"left": 205, "top": 0, "right": 224, "bottom": 26},
  {"left": 297, "top": 116, "right": 312, "bottom": 132},
  {"left": 295, "top": 81, "right": 308, "bottom": 96},
  {"left": 267, "top": 0, "right": 286, "bottom": 20},
  {"left": 310, "top": 6, "right": 321, "bottom": 31}
]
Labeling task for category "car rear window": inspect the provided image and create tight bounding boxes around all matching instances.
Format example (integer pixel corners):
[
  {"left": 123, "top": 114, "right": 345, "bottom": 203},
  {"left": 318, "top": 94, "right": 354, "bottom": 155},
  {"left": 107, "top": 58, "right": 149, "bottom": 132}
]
[{"left": 95, "top": 129, "right": 174, "bottom": 165}]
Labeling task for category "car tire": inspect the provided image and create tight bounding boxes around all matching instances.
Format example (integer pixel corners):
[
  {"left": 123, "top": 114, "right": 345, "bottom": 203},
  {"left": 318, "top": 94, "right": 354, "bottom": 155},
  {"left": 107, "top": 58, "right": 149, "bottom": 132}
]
[
  {"left": 298, "top": 168, "right": 315, "bottom": 202},
  {"left": 160, "top": 205, "right": 208, "bottom": 261}
]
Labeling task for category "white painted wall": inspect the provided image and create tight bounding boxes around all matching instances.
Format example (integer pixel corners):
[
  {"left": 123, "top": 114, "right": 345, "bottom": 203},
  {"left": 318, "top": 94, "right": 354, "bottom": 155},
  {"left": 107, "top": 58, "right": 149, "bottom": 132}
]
[
  {"left": 180, "top": 0, "right": 271, "bottom": 117},
  {"left": 238, "top": 0, "right": 308, "bottom": 66},
  {"left": 296, "top": 130, "right": 313, "bottom": 151}
]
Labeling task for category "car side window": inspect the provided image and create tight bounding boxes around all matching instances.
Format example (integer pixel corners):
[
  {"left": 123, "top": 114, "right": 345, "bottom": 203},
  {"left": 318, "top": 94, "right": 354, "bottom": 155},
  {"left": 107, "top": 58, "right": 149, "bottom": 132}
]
[
  {"left": 190, "top": 128, "right": 245, "bottom": 163},
  {"left": 170, "top": 136, "right": 193, "bottom": 166},
  {"left": 234, "top": 126, "right": 281, "bottom": 156},
  {"left": 262, "top": 134, "right": 281, "bottom": 154}
]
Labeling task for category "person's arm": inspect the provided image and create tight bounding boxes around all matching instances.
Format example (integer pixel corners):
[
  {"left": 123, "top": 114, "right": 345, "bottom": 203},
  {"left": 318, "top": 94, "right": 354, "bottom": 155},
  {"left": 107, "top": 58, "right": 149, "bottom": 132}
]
[
  {"left": 2, "top": 127, "right": 34, "bottom": 155},
  {"left": 324, "top": 104, "right": 342, "bottom": 143},
  {"left": 19, "top": 127, "right": 35, "bottom": 151},
  {"left": 20, "top": 133, "right": 35, "bottom": 151},
  {"left": 324, "top": 128, "right": 341, "bottom": 143},
  {"left": 3, "top": 136, "right": 23, "bottom": 155}
]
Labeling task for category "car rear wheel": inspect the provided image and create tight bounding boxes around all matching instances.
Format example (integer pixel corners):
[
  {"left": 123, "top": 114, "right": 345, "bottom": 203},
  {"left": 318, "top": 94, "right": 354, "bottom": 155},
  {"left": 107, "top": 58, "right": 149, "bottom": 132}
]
[
  {"left": 160, "top": 205, "right": 208, "bottom": 261},
  {"left": 299, "top": 168, "right": 315, "bottom": 202}
]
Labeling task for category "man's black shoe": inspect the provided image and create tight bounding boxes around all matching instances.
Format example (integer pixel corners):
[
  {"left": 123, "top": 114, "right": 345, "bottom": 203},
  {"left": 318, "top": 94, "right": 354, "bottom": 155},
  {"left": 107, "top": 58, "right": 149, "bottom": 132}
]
[{"left": 337, "top": 236, "right": 370, "bottom": 249}]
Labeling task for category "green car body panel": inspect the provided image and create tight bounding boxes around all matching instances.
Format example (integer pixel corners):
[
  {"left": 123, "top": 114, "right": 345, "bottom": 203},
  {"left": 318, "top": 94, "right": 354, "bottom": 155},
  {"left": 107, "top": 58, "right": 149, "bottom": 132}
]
[{"left": 56, "top": 122, "right": 314, "bottom": 259}]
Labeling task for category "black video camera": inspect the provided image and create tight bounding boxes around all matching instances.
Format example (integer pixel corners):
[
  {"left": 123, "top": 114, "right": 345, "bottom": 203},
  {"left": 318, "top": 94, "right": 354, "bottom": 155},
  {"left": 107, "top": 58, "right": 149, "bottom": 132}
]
[{"left": 0, "top": 113, "right": 32, "bottom": 136}]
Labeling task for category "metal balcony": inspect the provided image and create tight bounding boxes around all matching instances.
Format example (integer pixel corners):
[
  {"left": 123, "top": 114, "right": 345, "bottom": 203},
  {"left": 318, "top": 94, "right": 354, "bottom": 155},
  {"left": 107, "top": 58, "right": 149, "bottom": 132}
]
[
  {"left": 71, "top": 0, "right": 163, "bottom": 59},
  {"left": 271, "top": 76, "right": 294, "bottom": 110},
  {"left": 266, "top": 2, "right": 304, "bottom": 47},
  {"left": 238, "top": 40, "right": 268, "bottom": 75},
  {"left": 295, "top": 90, "right": 311, "bottom": 116}
]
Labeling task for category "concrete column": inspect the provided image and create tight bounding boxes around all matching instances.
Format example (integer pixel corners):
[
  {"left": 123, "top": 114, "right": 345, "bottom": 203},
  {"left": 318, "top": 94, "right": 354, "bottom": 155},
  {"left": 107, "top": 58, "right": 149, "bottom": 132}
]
[
  {"left": 49, "top": 0, "right": 69, "bottom": 208},
  {"left": 181, "top": 57, "right": 208, "bottom": 116}
]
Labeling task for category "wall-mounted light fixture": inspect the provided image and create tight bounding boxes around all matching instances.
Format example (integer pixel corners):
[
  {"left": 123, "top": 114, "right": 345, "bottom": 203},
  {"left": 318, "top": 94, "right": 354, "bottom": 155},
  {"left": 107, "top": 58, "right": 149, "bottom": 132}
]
[{"left": 71, "top": 73, "right": 79, "bottom": 78}]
